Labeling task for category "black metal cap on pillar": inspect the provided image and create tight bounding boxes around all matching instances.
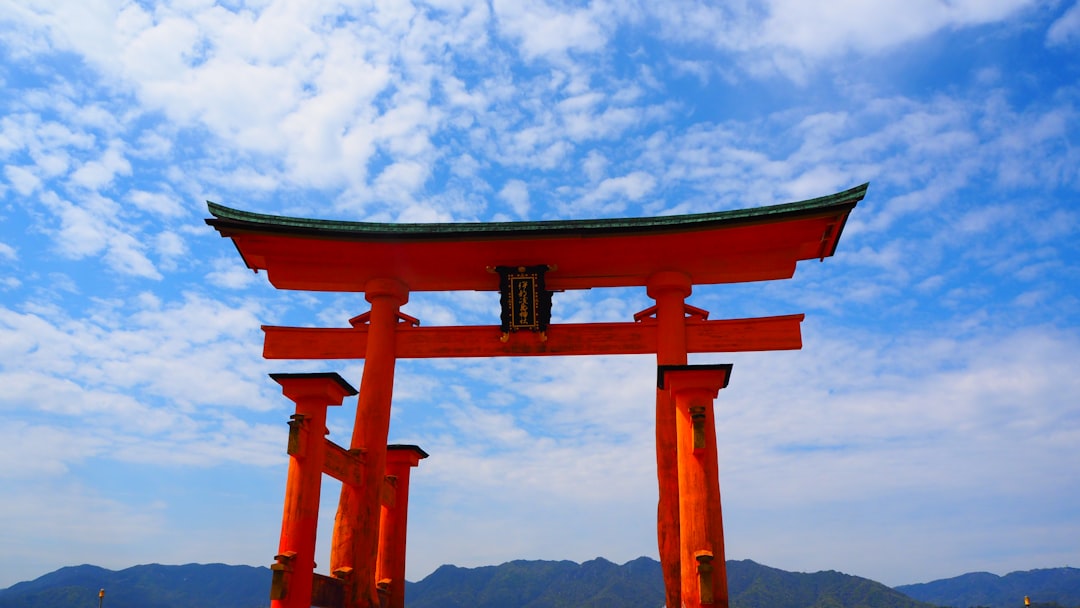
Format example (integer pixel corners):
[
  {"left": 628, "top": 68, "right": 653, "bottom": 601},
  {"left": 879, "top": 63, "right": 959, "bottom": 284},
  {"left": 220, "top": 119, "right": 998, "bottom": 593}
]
[
  {"left": 387, "top": 444, "right": 429, "bottom": 459},
  {"left": 657, "top": 364, "right": 733, "bottom": 390},
  {"left": 269, "top": 372, "right": 358, "bottom": 396}
]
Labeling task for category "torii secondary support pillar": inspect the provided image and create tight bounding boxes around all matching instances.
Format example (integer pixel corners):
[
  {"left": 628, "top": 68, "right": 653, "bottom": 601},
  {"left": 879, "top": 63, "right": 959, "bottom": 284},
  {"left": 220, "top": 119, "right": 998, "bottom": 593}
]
[
  {"left": 269, "top": 372, "right": 358, "bottom": 608},
  {"left": 647, "top": 271, "right": 692, "bottom": 608},
  {"left": 376, "top": 445, "right": 428, "bottom": 608},
  {"left": 332, "top": 279, "right": 409, "bottom": 608},
  {"left": 658, "top": 364, "right": 733, "bottom": 608}
]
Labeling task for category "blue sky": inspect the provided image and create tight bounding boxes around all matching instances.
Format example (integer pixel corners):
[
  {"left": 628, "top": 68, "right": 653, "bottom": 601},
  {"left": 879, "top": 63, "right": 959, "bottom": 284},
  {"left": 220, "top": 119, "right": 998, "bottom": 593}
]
[{"left": 1, "top": 0, "right": 1078, "bottom": 592}]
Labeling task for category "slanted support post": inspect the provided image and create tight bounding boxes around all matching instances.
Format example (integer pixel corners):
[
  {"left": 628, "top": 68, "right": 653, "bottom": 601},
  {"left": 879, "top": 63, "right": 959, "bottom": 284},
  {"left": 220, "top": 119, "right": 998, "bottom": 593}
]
[
  {"left": 658, "top": 364, "right": 733, "bottom": 608},
  {"left": 646, "top": 270, "right": 693, "bottom": 608},
  {"left": 375, "top": 444, "right": 428, "bottom": 608},
  {"left": 269, "top": 372, "right": 358, "bottom": 608},
  {"left": 332, "top": 278, "right": 409, "bottom": 608}
]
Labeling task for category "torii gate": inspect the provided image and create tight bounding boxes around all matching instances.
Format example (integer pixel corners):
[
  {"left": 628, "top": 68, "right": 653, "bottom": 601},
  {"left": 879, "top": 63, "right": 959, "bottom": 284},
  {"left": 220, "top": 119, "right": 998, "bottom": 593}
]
[{"left": 206, "top": 183, "right": 866, "bottom": 608}]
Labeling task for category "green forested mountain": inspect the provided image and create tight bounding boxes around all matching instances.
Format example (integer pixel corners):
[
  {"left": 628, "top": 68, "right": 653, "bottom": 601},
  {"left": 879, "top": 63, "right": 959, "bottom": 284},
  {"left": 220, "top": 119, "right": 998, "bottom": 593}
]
[
  {"left": 404, "top": 556, "right": 665, "bottom": 608},
  {"left": 727, "top": 559, "right": 932, "bottom": 608},
  {"left": 895, "top": 567, "right": 1080, "bottom": 608},
  {"left": 403, "top": 557, "right": 933, "bottom": 608},
  {"left": 0, "top": 563, "right": 268, "bottom": 608},
  {"left": 1, "top": 559, "right": 1077, "bottom": 608}
]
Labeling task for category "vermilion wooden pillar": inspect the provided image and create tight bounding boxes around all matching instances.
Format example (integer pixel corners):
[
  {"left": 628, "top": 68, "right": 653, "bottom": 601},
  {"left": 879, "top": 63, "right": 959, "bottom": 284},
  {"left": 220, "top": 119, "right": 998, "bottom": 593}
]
[
  {"left": 658, "top": 364, "right": 733, "bottom": 608},
  {"left": 269, "top": 372, "right": 358, "bottom": 608},
  {"left": 375, "top": 445, "right": 428, "bottom": 608},
  {"left": 331, "top": 278, "right": 409, "bottom": 608},
  {"left": 647, "top": 271, "right": 692, "bottom": 608}
]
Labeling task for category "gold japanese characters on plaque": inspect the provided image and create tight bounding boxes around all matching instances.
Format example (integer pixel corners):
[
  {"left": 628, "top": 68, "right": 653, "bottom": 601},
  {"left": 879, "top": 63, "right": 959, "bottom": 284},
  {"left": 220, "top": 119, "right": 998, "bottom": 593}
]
[{"left": 495, "top": 265, "right": 553, "bottom": 340}]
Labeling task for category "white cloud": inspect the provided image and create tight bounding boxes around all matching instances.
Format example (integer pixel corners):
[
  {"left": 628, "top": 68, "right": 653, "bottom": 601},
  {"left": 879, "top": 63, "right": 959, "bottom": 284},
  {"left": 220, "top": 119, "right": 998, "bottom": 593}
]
[
  {"left": 557, "top": 96, "right": 653, "bottom": 142},
  {"left": 0, "top": 292, "right": 279, "bottom": 473},
  {"left": 1047, "top": 1, "right": 1080, "bottom": 46},
  {"left": 4, "top": 1, "right": 455, "bottom": 200},
  {"left": 761, "top": 0, "right": 1034, "bottom": 58},
  {"left": 581, "top": 150, "right": 609, "bottom": 183},
  {"left": 104, "top": 231, "right": 163, "bottom": 279},
  {"left": 370, "top": 161, "right": 431, "bottom": 213},
  {"left": 132, "top": 130, "right": 174, "bottom": 158},
  {"left": 573, "top": 171, "right": 657, "bottom": 215},
  {"left": 205, "top": 256, "right": 257, "bottom": 289},
  {"left": 131, "top": 190, "right": 186, "bottom": 218},
  {"left": 4, "top": 164, "right": 42, "bottom": 195},
  {"left": 668, "top": 57, "right": 713, "bottom": 85},
  {"left": 497, "top": 179, "right": 530, "bottom": 217},
  {"left": 492, "top": 0, "right": 613, "bottom": 61},
  {"left": 38, "top": 191, "right": 163, "bottom": 279},
  {"left": 0, "top": 422, "right": 107, "bottom": 478},
  {"left": 43, "top": 192, "right": 110, "bottom": 257},
  {"left": 634, "top": 0, "right": 1039, "bottom": 81},
  {"left": 153, "top": 231, "right": 187, "bottom": 270}
]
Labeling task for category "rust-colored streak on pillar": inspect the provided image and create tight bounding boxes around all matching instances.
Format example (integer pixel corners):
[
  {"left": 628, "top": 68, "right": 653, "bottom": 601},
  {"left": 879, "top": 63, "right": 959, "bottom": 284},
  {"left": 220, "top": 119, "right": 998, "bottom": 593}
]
[
  {"left": 375, "top": 444, "right": 428, "bottom": 608},
  {"left": 331, "top": 279, "right": 409, "bottom": 608},
  {"left": 270, "top": 373, "right": 358, "bottom": 608},
  {"left": 659, "top": 365, "right": 732, "bottom": 608},
  {"left": 646, "top": 271, "right": 692, "bottom": 608}
]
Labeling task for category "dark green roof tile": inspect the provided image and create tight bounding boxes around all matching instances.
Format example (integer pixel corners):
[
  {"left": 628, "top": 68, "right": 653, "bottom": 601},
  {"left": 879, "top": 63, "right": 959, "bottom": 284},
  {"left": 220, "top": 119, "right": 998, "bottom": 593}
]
[{"left": 206, "top": 183, "right": 868, "bottom": 240}]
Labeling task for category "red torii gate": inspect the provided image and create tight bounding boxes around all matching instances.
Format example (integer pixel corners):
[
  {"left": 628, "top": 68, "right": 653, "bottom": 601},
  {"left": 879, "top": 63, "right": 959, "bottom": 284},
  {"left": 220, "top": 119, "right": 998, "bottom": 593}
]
[{"left": 207, "top": 183, "right": 866, "bottom": 608}]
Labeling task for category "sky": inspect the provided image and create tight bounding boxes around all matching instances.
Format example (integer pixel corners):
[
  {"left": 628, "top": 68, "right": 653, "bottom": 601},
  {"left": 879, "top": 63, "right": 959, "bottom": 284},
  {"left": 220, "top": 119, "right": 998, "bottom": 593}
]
[{"left": 1, "top": 0, "right": 1079, "bottom": 594}]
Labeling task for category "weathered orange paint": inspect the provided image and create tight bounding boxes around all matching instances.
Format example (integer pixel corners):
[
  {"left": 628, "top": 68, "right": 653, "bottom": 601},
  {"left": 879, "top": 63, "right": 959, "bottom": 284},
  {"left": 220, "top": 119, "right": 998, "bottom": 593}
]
[
  {"left": 648, "top": 271, "right": 692, "bottom": 608},
  {"left": 330, "top": 279, "right": 409, "bottom": 608},
  {"left": 375, "top": 446, "right": 428, "bottom": 608},
  {"left": 270, "top": 373, "right": 357, "bottom": 608},
  {"left": 260, "top": 314, "right": 804, "bottom": 360},
  {"left": 660, "top": 365, "right": 732, "bottom": 608}
]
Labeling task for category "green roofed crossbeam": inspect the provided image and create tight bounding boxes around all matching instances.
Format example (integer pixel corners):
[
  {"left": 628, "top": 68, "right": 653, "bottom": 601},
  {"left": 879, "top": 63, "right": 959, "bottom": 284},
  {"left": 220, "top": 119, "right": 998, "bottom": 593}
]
[
  {"left": 207, "top": 183, "right": 867, "bottom": 240},
  {"left": 205, "top": 183, "right": 867, "bottom": 293}
]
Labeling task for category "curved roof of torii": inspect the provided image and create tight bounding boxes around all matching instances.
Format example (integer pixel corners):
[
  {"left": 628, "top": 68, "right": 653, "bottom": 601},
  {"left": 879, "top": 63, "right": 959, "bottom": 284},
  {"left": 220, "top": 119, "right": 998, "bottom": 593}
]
[{"left": 205, "top": 183, "right": 867, "bottom": 293}]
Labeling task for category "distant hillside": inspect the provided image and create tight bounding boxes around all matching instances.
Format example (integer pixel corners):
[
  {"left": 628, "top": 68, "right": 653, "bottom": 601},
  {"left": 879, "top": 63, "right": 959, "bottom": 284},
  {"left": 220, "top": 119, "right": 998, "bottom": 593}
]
[
  {"left": 1, "top": 559, "right": 1076, "bottom": 608},
  {"left": 405, "top": 556, "right": 665, "bottom": 608},
  {"left": 404, "top": 557, "right": 932, "bottom": 608},
  {"left": 727, "top": 559, "right": 932, "bottom": 608},
  {"left": 895, "top": 567, "right": 1080, "bottom": 608},
  {"left": 0, "top": 563, "right": 269, "bottom": 608},
  {"left": 2, "top": 559, "right": 921, "bottom": 608}
]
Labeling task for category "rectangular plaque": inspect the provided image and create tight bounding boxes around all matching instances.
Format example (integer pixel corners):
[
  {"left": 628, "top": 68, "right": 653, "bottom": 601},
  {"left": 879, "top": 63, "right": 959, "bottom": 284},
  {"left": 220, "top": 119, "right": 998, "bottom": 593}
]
[{"left": 496, "top": 265, "right": 552, "bottom": 334}]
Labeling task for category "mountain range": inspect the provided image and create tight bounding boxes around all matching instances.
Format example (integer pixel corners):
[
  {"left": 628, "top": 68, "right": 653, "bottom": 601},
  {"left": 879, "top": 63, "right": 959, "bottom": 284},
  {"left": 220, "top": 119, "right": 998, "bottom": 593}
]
[
  {"left": 1, "top": 559, "right": 1077, "bottom": 608},
  {"left": 896, "top": 568, "right": 1080, "bottom": 608}
]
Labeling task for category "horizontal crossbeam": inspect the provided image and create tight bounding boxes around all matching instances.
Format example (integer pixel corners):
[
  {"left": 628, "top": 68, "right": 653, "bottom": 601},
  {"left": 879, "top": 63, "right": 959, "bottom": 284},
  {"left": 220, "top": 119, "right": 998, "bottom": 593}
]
[
  {"left": 262, "top": 315, "right": 805, "bottom": 359},
  {"left": 310, "top": 573, "right": 344, "bottom": 608},
  {"left": 320, "top": 442, "right": 395, "bottom": 506},
  {"left": 322, "top": 441, "right": 365, "bottom": 487}
]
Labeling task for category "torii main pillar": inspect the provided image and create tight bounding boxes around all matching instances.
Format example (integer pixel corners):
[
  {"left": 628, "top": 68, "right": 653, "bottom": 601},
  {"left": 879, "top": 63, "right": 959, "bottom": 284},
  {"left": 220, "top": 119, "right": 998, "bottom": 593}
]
[
  {"left": 331, "top": 278, "right": 410, "bottom": 608},
  {"left": 647, "top": 271, "right": 693, "bottom": 608},
  {"left": 659, "top": 364, "right": 733, "bottom": 608}
]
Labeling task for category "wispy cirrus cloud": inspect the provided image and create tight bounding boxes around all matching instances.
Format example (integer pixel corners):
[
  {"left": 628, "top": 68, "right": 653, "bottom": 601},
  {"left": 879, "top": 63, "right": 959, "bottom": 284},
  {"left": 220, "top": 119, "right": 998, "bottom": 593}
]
[{"left": 0, "top": 292, "right": 282, "bottom": 468}]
